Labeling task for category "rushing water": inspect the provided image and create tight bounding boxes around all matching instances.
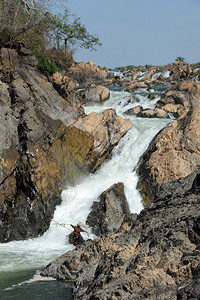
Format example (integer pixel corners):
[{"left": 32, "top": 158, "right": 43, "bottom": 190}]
[{"left": 0, "top": 87, "right": 171, "bottom": 299}]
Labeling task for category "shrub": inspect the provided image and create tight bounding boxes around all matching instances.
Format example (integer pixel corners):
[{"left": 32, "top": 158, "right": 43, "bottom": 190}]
[
  {"left": 46, "top": 48, "right": 74, "bottom": 69},
  {"left": 145, "top": 64, "right": 153, "bottom": 69},
  {"left": 37, "top": 55, "right": 58, "bottom": 76},
  {"left": 175, "top": 56, "right": 185, "bottom": 62}
]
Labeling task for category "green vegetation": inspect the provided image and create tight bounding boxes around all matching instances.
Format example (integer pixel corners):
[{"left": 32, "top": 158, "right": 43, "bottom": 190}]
[
  {"left": 175, "top": 56, "right": 186, "bottom": 62},
  {"left": 0, "top": 0, "right": 102, "bottom": 69},
  {"left": 114, "top": 65, "right": 135, "bottom": 72},
  {"left": 37, "top": 55, "right": 57, "bottom": 76},
  {"left": 145, "top": 64, "right": 153, "bottom": 69}
]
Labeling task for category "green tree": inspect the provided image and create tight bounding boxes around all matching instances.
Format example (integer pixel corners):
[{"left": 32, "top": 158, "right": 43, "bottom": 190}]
[
  {"left": 50, "top": 10, "right": 102, "bottom": 54},
  {"left": 175, "top": 56, "right": 186, "bottom": 62}
]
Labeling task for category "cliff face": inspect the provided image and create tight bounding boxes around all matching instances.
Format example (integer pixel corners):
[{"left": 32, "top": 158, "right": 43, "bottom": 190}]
[{"left": 0, "top": 47, "right": 131, "bottom": 242}]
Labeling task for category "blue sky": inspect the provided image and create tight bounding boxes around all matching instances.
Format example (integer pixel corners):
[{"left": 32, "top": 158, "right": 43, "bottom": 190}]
[{"left": 64, "top": 0, "right": 200, "bottom": 68}]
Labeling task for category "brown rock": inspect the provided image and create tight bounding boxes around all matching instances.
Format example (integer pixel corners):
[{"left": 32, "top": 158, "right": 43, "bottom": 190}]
[
  {"left": 140, "top": 108, "right": 168, "bottom": 118},
  {"left": 78, "top": 85, "right": 110, "bottom": 105},
  {"left": 124, "top": 105, "right": 143, "bottom": 115},
  {"left": 137, "top": 103, "right": 200, "bottom": 204},
  {"left": 74, "top": 109, "right": 132, "bottom": 171},
  {"left": 125, "top": 81, "right": 147, "bottom": 92},
  {"left": 157, "top": 81, "right": 200, "bottom": 116}
]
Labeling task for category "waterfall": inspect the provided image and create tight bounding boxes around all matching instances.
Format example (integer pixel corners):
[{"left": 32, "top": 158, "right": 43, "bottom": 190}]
[{"left": 0, "top": 87, "right": 171, "bottom": 296}]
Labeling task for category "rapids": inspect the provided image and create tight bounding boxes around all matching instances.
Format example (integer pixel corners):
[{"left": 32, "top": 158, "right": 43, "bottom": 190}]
[{"left": 0, "top": 86, "right": 171, "bottom": 298}]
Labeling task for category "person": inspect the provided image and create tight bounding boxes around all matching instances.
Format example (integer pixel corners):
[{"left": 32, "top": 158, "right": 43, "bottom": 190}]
[{"left": 70, "top": 223, "right": 88, "bottom": 247}]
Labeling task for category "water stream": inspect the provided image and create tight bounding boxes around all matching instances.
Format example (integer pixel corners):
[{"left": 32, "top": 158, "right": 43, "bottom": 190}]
[{"left": 0, "top": 87, "right": 171, "bottom": 299}]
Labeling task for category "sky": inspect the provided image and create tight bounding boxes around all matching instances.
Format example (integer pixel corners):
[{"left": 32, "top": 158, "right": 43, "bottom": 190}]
[{"left": 60, "top": 0, "right": 200, "bottom": 68}]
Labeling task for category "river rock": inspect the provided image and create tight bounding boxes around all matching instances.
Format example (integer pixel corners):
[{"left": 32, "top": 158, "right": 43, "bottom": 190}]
[
  {"left": 78, "top": 85, "right": 110, "bottom": 106},
  {"left": 124, "top": 106, "right": 168, "bottom": 118},
  {"left": 139, "top": 108, "right": 168, "bottom": 118},
  {"left": 124, "top": 105, "right": 143, "bottom": 115},
  {"left": 125, "top": 81, "right": 147, "bottom": 92},
  {"left": 40, "top": 178, "right": 200, "bottom": 299},
  {"left": 156, "top": 81, "right": 200, "bottom": 117},
  {"left": 68, "top": 61, "right": 108, "bottom": 86},
  {"left": 86, "top": 182, "right": 130, "bottom": 235}
]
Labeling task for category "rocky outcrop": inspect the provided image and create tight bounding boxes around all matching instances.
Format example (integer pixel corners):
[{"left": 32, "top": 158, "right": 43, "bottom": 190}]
[
  {"left": 137, "top": 81, "right": 200, "bottom": 204},
  {"left": 40, "top": 176, "right": 200, "bottom": 299},
  {"left": 73, "top": 109, "right": 131, "bottom": 172},
  {"left": 156, "top": 81, "right": 200, "bottom": 117},
  {"left": 49, "top": 71, "right": 78, "bottom": 102},
  {"left": 86, "top": 182, "right": 130, "bottom": 235},
  {"left": 0, "top": 47, "right": 131, "bottom": 242},
  {"left": 78, "top": 85, "right": 110, "bottom": 106},
  {"left": 125, "top": 106, "right": 169, "bottom": 118},
  {"left": 108, "top": 62, "right": 200, "bottom": 88},
  {"left": 68, "top": 60, "right": 108, "bottom": 86}
]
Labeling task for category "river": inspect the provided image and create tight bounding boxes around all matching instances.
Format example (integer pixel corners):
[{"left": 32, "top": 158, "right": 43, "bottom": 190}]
[{"left": 0, "top": 86, "right": 171, "bottom": 299}]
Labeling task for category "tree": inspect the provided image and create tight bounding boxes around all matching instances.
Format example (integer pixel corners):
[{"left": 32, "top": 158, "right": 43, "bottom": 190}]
[
  {"left": 0, "top": 1, "right": 102, "bottom": 68},
  {"left": 0, "top": 0, "right": 50, "bottom": 47},
  {"left": 175, "top": 56, "right": 186, "bottom": 63},
  {"left": 50, "top": 10, "right": 102, "bottom": 54}
]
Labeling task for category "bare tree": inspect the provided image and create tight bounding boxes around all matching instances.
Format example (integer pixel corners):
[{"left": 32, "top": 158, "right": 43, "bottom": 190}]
[{"left": 0, "top": 0, "right": 49, "bottom": 47}]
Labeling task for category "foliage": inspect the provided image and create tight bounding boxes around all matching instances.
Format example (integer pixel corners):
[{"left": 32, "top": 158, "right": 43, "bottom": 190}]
[
  {"left": 46, "top": 47, "right": 74, "bottom": 69},
  {"left": 0, "top": 0, "right": 48, "bottom": 48},
  {"left": 175, "top": 56, "right": 186, "bottom": 62},
  {"left": 50, "top": 10, "right": 102, "bottom": 53},
  {"left": 145, "top": 64, "right": 153, "bottom": 69},
  {"left": 37, "top": 55, "right": 57, "bottom": 75},
  {"left": 0, "top": 1, "right": 102, "bottom": 67},
  {"left": 115, "top": 65, "right": 135, "bottom": 72}
]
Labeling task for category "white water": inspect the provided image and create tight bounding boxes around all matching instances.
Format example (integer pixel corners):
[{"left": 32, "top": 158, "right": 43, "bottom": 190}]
[{"left": 0, "top": 88, "right": 171, "bottom": 277}]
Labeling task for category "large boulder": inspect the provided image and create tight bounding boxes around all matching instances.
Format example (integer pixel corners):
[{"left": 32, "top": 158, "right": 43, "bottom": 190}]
[
  {"left": 49, "top": 71, "right": 78, "bottom": 102},
  {"left": 78, "top": 85, "right": 110, "bottom": 106},
  {"left": 86, "top": 182, "right": 130, "bottom": 235},
  {"left": 73, "top": 109, "right": 132, "bottom": 172},
  {"left": 68, "top": 61, "right": 108, "bottom": 86}
]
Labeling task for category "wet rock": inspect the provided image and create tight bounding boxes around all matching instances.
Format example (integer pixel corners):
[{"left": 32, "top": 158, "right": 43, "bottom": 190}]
[
  {"left": 86, "top": 182, "right": 130, "bottom": 235},
  {"left": 78, "top": 85, "right": 110, "bottom": 106},
  {"left": 125, "top": 81, "right": 147, "bottom": 92},
  {"left": 124, "top": 105, "right": 143, "bottom": 115},
  {"left": 139, "top": 108, "right": 168, "bottom": 118},
  {"left": 124, "top": 106, "right": 168, "bottom": 118}
]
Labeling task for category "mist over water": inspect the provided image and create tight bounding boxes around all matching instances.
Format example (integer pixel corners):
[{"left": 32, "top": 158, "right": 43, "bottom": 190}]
[{"left": 0, "top": 87, "right": 171, "bottom": 298}]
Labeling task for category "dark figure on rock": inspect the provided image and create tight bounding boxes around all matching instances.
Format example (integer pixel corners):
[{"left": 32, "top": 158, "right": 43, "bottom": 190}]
[{"left": 70, "top": 224, "right": 88, "bottom": 247}]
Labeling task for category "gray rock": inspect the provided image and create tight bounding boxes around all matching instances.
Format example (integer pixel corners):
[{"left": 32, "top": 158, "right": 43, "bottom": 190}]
[{"left": 86, "top": 182, "right": 130, "bottom": 235}]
